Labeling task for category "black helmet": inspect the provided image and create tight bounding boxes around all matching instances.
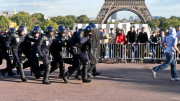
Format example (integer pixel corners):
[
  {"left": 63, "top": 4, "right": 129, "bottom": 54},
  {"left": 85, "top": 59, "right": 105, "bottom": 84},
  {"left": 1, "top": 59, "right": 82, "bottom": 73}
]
[
  {"left": 17, "top": 25, "right": 28, "bottom": 35},
  {"left": 45, "top": 26, "right": 55, "bottom": 35},
  {"left": 58, "top": 25, "right": 65, "bottom": 30},
  {"left": 8, "top": 28, "right": 16, "bottom": 34},
  {"left": 32, "top": 26, "right": 41, "bottom": 35}
]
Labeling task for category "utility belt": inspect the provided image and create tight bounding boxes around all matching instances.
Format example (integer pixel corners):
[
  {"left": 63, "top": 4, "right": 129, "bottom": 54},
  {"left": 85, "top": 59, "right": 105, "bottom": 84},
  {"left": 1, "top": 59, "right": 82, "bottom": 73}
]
[
  {"left": 41, "top": 47, "right": 49, "bottom": 50},
  {"left": 72, "top": 46, "right": 79, "bottom": 55}
]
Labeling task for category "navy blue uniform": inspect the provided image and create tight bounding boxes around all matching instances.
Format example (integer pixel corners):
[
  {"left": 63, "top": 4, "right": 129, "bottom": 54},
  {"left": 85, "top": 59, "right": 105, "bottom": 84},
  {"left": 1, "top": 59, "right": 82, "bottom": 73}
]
[
  {"left": 64, "top": 30, "right": 91, "bottom": 83},
  {"left": 1, "top": 32, "right": 28, "bottom": 82},
  {"left": 50, "top": 34, "right": 67, "bottom": 78},
  {"left": 36, "top": 34, "right": 55, "bottom": 84},
  {"left": 23, "top": 33, "right": 39, "bottom": 69}
]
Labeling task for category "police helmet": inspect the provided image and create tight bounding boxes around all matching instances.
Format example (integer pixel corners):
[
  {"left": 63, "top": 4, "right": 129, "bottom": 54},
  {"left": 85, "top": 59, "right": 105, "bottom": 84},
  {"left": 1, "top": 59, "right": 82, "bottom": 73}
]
[
  {"left": 58, "top": 25, "right": 65, "bottom": 30},
  {"left": 45, "top": 26, "right": 55, "bottom": 35},
  {"left": 84, "top": 25, "right": 94, "bottom": 33},
  {"left": 8, "top": 28, "right": 16, "bottom": 34},
  {"left": 32, "top": 26, "right": 41, "bottom": 35},
  {"left": 17, "top": 25, "right": 28, "bottom": 35},
  {"left": 89, "top": 23, "right": 97, "bottom": 29}
]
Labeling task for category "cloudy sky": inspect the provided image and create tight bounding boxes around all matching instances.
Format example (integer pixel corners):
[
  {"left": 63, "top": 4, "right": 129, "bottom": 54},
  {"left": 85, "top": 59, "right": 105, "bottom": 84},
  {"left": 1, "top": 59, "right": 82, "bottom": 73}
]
[{"left": 0, "top": 0, "right": 179, "bottom": 19}]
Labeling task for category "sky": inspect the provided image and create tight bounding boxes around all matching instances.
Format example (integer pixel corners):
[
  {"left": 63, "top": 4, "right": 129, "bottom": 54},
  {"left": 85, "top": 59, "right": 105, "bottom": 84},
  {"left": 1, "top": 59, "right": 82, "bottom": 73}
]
[{"left": 0, "top": 0, "right": 179, "bottom": 19}]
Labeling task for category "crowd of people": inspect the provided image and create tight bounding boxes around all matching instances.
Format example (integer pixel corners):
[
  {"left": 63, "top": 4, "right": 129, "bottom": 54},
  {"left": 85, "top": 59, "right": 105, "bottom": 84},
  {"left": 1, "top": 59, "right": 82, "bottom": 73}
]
[
  {"left": 0, "top": 23, "right": 101, "bottom": 84},
  {"left": 98, "top": 26, "right": 179, "bottom": 63}
]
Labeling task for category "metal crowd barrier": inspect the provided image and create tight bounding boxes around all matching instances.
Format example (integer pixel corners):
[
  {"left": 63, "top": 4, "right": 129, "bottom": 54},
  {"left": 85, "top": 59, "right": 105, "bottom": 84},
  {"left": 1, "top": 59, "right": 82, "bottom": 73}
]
[{"left": 7, "top": 43, "right": 180, "bottom": 63}]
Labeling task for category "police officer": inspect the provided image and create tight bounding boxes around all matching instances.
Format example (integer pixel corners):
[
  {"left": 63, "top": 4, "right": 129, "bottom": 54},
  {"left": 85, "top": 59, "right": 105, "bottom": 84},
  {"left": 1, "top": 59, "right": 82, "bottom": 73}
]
[
  {"left": 1, "top": 26, "right": 28, "bottom": 82},
  {"left": 0, "top": 28, "right": 16, "bottom": 76},
  {"left": 50, "top": 26, "right": 69, "bottom": 83},
  {"left": 22, "top": 26, "right": 42, "bottom": 78},
  {"left": 35, "top": 26, "right": 55, "bottom": 84},
  {"left": 87, "top": 23, "right": 101, "bottom": 77},
  {"left": 63, "top": 26, "right": 93, "bottom": 83}
]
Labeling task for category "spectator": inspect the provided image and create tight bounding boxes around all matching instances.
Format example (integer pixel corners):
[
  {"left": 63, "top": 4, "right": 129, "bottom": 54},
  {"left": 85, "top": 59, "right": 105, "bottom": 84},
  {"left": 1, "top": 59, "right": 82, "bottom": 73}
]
[
  {"left": 137, "top": 27, "right": 149, "bottom": 58},
  {"left": 100, "top": 29, "right": 109, "bottom": 58},
  {"left": 109, "top": 28, "right": 116, "bottom": 58},
  {"left": 66, "top": 27, "right": 72, "bottom": 38},
  {"left": 108, "top": 28, "right": 116, "bottom": 43},
  {"left": 135, "top": 29, "right": 141, "bottom": 59},
  {"left": 165, "top": 29, "right": 169, "bottom": 36},
  {"left": 126, "top": 27, "right": 136, "bottom": 60},
  {"left": 159, "top": 31, "right": 166, "bottom": 60},
  {"left": 136, "top": 29, "right": 140, "bottom": 38},
  {"left": 115, "top": 29, "right": 126, "bottom": 58},
  {"left": 99, "top": 28, "right": 103, "bottom": 35},
  {"left": 176, "top": 25, "right": 180, "bottom": 43},
  {"left": 150, "top": 32, "right": 159, "bottom": 63}
]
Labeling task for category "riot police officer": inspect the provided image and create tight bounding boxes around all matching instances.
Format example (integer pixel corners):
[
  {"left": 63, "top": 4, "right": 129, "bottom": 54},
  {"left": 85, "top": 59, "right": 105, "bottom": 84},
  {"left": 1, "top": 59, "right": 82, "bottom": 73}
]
[
  {"left": 87, "top": 23, "right": 101, "bottom": 77},
  {"left": 0, "top": 28, "right": 16, "bottom": 76},
  {"left": 22, "top": 26, "right": 42, "bottom": 78},
  {"left": 50, "top": 26, "right": 69, "bottom": 83},
  {"left": 1, "top": 26, "right": 28, "bottom": 82},
  {"left": 35, "top": 26, "right": 56, "bottom": 84},
  {"left": 63, "top": 26, "right": 93, "bottom": 83}
]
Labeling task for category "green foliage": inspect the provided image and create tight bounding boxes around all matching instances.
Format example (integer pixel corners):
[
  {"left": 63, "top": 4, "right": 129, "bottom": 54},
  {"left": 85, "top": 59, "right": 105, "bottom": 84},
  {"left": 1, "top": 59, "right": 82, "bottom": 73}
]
[
  {"left": 0, "top": 16, "right": 10, "bottom": 31},
  {"left": 77, "top": 15, "right": 90, "bottom": 23},
  {"left": 40, "top": 20, "right": 58, "bottom": 30},
  {"left": 10, "top": 11, "right": 33, "bottom": 31},
  {"left": 31, "top": 13, "right": 45, "bottom": 22},
  {"left": 51, "top": 16, "right": 75, "bottom": 29},
  {"left": 161, "top": 18, "right": 180, "bottom": 31},
  {"left": 158, "top": 17, "right": 167, "bottom": 28},
  {"left": 146, "top": 20, "right": 156, "bottom": 29}
]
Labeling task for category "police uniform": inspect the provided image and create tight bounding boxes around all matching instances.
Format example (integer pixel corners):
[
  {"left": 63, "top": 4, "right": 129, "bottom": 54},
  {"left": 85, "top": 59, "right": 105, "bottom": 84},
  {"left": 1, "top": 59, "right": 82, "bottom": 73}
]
[
  {"left": 36, "top": 26, "right": 55, "bottom": 84},
  {"left": 64, "top": 26, "right": 92, "bottom": 83},
  {"left": 1, "top": 26, "right": 28, "bottom": 82}
]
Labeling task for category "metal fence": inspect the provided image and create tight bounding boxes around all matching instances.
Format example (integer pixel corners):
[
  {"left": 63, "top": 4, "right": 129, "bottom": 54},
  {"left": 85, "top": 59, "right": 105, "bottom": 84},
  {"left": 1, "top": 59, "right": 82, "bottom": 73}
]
[{"left": 7, "top": 43, "right": 180, "bottom": 63}]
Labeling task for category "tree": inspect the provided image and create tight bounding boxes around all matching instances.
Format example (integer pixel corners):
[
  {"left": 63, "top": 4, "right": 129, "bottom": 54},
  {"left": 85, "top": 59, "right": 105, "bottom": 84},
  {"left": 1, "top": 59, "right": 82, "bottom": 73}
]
[
  {"left": 10, "top": 11, "right": 33, "bottom": 31},
  {"left": 31, "top": 13, "right": 45, "bottom": 22},
  {"left": 40, "top": 20, "right": 58, "bottom": 30},
  {"left": 32, "top": 17, "right": 37, "bottom": 24},
  {"left": 51, "top": 16, "right": 75, "bottom": 29},
  {"left": 158, "top": 17, "right": 167, "bottom": 28},
  {"left": 0, "top": 16, "right": 10, "bottom": 31},
  {"left": 152, "top": 19, "right": 160, "bottom": 27},
  {"left": 66, "top": 15, "right": 78, "bottom": 22},
  {"left": 161, "top": 18, "right": 180, "bottom": 31},
  {"left": 77, "top": 15, "right": 90, "bottom": 23},
  {"left": 146, "top": 20, "right": 156, "bottom": 29}
]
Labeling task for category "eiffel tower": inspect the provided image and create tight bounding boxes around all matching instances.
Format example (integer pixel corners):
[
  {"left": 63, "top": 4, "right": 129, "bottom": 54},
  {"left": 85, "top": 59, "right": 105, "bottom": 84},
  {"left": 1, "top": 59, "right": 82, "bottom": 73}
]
[{"left": 96, "top": 0, "right": 153, "bottom": 24}]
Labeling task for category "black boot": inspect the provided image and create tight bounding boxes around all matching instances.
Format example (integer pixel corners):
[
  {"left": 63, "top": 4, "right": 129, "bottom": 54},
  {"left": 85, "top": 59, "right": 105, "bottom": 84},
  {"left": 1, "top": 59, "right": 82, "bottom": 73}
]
[
  {"left": 82, "top": 62, "right": 91, "bottom": 83},
  {"left": 8, "top": 70, "right": 16, "bottom": 76},
  {"left": 1, "top": 64, "right": 17, "bottom": 78},
  {"left": 18, "top": 63, "right": 28, "bottom": 82},
  {"left": 42, "top": 65, "right": 51, "bottom": 84},
  {"left": 87, "top": 64, "right": 95, "bottom": 78},
  {"left": 59, "top": 62, "right": 65, "bottom": 79},
  {"left": 92, "top": 65, "right": 101, "bottom": 77},
  {"left": 75, "top": 67, "right": 82, "bottom": 80},
  {"left": 50, "top": 62, "right": 59, "bottom": 74}
]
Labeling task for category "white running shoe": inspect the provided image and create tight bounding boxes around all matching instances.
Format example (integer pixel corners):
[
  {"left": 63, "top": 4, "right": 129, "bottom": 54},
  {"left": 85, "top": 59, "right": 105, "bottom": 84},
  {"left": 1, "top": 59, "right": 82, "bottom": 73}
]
[
  {"left": 171, "top": 78, "right": 180, "bottom": 81},
  {"left": 152, "top": 69, "right": 156, "bottom": 78}
]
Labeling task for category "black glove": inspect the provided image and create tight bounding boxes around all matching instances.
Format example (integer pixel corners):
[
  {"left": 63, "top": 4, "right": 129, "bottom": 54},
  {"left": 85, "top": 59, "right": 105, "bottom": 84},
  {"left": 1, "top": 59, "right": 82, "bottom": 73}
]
[
  {"left": 5, "top": 46, "right": 12, "bottom": 50},
  {"left": 40, "top": 54, "right": 46, "bottom": 59}
]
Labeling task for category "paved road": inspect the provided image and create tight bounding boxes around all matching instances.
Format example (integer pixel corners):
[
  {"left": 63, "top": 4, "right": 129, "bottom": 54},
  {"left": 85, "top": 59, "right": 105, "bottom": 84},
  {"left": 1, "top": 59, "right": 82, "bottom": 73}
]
[{"left": 0, "top": 62, "right": 180, "bottom": 101}]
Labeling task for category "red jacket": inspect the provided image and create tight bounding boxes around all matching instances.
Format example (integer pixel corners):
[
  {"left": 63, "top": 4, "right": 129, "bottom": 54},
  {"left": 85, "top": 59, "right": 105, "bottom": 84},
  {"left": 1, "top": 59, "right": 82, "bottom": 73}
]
[{"left": 115, "top": 33, "right": 126, "bottom": 45}]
